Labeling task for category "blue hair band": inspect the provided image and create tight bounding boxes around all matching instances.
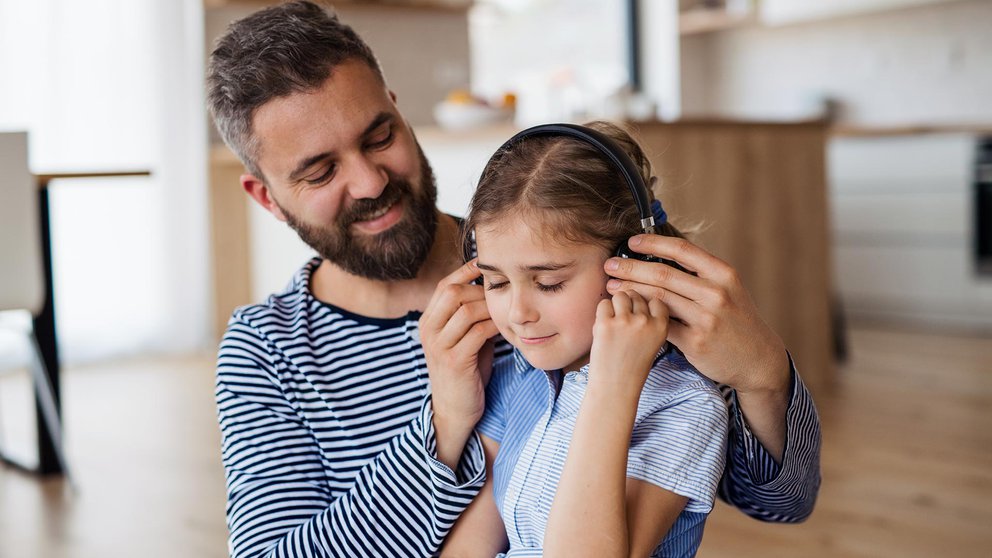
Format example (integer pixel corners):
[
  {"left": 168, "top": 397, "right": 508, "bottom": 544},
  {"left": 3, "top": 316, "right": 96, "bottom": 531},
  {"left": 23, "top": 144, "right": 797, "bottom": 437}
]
[{"left": 650, "top": 199, "right": 668, "bottom": 226}]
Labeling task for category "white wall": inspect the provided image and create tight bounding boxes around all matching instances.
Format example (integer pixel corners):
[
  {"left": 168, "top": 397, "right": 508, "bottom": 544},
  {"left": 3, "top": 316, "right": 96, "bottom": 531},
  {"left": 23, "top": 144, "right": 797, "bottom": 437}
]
[
  {"left": 0, "top": 0, "right": 211, "bottom": 365},
  {"left": 680, "top": 0, "right": 992, "bottom": 125},
  {"left": 469, "top": 0, "right": 630, "bottom": 124},
  {"left": 204, "top": 4, "right": 471, "bottom": 131}
]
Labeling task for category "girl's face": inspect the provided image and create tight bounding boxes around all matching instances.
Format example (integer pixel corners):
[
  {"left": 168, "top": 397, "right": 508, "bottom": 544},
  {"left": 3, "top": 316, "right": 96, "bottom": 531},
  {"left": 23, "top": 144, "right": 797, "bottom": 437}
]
[{"left": 475, "top": 213, "right": 610, "bottom": 373}]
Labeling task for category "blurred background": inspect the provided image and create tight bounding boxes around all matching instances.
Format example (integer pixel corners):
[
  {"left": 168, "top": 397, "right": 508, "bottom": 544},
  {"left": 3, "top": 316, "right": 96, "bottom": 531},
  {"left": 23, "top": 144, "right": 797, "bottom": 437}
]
[{"left": 0, "top": 0, "right": 990, "bottom": 556}]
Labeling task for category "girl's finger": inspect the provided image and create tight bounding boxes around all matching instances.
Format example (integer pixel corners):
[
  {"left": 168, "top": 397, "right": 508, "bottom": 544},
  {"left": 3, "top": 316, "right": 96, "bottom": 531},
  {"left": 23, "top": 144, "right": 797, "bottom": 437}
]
[
  {"left": 611, "top": 290, "right": 633, "bottom": 315},
  {"left": 628, "top": 290, "right": 648, "bottom": 316},
  {"left": 648, "top": 297, "right": 669, "bottom": 321},
  {"left": 596, "top": 298, "right": 615, "bottom": 321}
]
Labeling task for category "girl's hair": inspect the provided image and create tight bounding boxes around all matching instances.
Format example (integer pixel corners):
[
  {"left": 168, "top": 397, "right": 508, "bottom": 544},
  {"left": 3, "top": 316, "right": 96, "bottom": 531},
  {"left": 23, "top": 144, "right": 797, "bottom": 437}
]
[{"left": 465, "top": 120, "right": 684, "bottom": 256}]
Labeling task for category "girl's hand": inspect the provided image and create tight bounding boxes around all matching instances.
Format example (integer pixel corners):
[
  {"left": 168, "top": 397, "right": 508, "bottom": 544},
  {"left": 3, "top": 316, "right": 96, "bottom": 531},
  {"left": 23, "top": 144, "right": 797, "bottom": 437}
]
[
  {"left": 588, "top": 290, "right": 669, "bottom": 399},
  {"left": 418, "top": 259, "right": 499, "bottom": 468}
]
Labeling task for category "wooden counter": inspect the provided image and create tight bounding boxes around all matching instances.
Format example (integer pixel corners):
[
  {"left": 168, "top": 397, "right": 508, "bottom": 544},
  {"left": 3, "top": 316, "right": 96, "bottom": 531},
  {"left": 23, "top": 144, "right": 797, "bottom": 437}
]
[
  {"left": 632, "top": 119, "right": 834, "bottom": 396},
  {"left": 209, "top": 146, "right": 252, "bottom": 341}
]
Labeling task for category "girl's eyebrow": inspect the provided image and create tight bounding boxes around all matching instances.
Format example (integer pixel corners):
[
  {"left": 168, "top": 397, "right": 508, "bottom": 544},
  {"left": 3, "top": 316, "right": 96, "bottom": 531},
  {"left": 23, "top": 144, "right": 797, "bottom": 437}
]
[
  {"left": 522, "top": 262, "right": 574, "bottom": 272},
  {"left": 476, "top": 261, "right": 575, "bottom": 273}
]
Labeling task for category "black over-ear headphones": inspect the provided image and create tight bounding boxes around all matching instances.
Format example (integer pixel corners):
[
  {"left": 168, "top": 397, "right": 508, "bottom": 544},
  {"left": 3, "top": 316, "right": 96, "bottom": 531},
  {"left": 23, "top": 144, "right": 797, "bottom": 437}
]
[{"left": 472, "top": 123, "right": 684, "bottom": 269}]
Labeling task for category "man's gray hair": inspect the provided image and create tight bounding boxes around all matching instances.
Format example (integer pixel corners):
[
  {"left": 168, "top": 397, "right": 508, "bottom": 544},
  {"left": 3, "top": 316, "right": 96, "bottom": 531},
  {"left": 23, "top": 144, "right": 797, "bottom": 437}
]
[{"left": 206, "top": 0, "right": 384, "bottom": 180}]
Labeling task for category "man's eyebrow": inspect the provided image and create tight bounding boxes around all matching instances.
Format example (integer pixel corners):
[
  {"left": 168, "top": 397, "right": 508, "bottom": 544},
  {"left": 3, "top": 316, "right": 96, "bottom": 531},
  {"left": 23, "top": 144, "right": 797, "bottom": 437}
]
[
  {"left": 289, "top": 151, "right": 333, "bottom": 183},
  {"left": 361, "top": 112, "right": 394, "bottom": 139},
  {"left": 287, "top": 113, "right": 395, "bottom": 182}
]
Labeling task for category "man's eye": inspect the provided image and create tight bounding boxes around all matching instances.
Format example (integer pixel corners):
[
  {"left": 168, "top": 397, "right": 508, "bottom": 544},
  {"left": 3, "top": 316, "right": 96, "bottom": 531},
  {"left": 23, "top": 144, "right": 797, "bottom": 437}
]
[
  {"left": 485, "top": 280, "right": 508, "bottom": 291},
  {"left": 537, "top": 282, "right": 564, "bottom": 293},
  {"left": 305, "top": 165, "right": 335, "bottom": 185},
  {"left": 367, "top": 129, "right": 394, "bottom": 149}
]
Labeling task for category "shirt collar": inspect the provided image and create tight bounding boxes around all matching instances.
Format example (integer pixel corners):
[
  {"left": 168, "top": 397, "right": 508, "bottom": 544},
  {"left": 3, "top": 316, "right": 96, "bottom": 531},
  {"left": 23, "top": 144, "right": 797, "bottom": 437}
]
[{"left": 511, "top": 343, "right": 672, "bottom": 376}]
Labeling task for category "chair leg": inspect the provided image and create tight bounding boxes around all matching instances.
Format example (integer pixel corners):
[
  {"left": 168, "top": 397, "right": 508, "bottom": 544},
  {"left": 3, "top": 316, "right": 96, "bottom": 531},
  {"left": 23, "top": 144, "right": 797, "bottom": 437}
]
[
  {"left": 0, "top": 331, "right": 70, "bottom": 478},
  {"left": 26, "top": 330, "right": 71, "bottom": 479},
  {"left": 0, "top": 328, "right": 73, "bottom": 479}
]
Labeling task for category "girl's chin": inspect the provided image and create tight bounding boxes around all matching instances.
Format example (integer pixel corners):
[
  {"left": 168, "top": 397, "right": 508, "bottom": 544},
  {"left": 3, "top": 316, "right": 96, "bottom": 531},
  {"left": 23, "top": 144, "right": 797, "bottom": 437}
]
[{"left": 516, "top": 349, "right": 571, "bottom": 373}]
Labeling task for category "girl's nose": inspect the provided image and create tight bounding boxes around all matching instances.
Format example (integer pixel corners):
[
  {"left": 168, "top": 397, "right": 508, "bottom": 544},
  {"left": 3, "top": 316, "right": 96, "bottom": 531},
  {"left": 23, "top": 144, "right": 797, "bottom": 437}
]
[{"left": 508, "top": 289, "right": 538, "bottom": 326}]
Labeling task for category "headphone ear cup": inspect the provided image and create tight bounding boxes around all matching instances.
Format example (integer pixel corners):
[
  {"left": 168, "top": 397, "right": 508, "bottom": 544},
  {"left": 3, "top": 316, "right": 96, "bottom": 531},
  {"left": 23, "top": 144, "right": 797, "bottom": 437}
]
[
  {"left": 615, "top": 238, "right": 694, "bottom": 273},
  {"left": 614, "top": 239, "right": 656, "bottom": 262}
]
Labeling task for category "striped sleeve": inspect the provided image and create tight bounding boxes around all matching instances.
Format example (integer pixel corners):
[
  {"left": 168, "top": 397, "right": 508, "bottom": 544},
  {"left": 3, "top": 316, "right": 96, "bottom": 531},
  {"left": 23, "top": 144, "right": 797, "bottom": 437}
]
[
  {"left": 216, "top": 316, "right": 486, "bottom": 558},
  {"left": 718, "top": 358, "right": 822, "bottom": 523}
]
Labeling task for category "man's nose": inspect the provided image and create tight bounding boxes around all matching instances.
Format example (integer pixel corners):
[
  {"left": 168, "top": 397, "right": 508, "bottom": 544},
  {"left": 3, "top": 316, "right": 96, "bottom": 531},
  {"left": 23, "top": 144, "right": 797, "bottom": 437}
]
[{"left": 344, "top": 153, "right": 388, "bottom": 200}]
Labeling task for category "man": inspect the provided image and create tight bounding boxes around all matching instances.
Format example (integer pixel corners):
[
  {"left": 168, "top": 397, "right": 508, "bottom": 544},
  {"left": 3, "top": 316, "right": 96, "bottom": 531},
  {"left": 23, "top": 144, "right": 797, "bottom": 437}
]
[{"left": 207, "top": 2, "right": 820, "bottom": 557}]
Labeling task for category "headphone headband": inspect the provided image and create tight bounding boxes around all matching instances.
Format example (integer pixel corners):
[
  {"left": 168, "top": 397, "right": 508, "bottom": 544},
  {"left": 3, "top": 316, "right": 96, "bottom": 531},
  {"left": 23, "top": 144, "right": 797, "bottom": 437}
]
[{"left": 490, "top": 123, "right": 656, "bottom": 233}]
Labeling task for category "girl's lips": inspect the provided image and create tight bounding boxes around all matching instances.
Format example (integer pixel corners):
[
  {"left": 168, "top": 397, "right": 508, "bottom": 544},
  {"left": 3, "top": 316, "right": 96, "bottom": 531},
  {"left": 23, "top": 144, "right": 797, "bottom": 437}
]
[
  {"left": 519, "top": 334, "right": 557, "bottom": 345},
  {"left": 351, "top": 200, "right": 403, "bottom": 234}
]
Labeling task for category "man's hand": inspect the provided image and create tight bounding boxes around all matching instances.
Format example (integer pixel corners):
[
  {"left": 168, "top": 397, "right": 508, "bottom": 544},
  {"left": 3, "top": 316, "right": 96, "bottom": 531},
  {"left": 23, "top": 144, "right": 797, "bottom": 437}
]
[
  {"left": 604, "top": 234, "right": 791, "bottom": 460},
  {"left": 419, "top": 260, "right": 498, "bottom": 469}
]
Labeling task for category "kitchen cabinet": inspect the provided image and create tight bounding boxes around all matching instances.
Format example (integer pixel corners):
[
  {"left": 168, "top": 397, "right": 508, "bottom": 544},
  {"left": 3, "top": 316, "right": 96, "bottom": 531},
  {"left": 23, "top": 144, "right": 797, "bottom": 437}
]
[
  {"left": 830, "top": 129, "right": 992, "bottom": 330},
  {"left": 678, "top": 0, "right": 969, "bottom": 35},
  {"left": 761, "top": 0, "right": 968, "bottom": 25}
]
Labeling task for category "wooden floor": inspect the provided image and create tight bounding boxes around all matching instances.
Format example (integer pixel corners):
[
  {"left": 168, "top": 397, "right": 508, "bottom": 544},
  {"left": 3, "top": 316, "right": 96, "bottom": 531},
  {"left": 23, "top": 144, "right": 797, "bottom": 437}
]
[{"left": 1, "top": 325, "right": 991, "bottom": 557}]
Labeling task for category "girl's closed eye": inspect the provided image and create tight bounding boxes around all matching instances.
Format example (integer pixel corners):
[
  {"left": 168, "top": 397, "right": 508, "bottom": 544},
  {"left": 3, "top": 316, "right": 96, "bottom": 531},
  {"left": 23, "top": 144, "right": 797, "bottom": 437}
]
[
  {"left": 537, "top": 281, "right": 565, "bottom": 293},
  {"left": 484, "top": 278, "right": 565, "bottom": 293},
  {"left": 485, "top": 279, "right": 508, "bottom": 291}
]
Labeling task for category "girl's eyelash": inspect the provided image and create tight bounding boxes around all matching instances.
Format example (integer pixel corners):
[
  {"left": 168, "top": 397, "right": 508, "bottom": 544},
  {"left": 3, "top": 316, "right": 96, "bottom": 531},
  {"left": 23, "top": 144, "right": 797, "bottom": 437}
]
[
  {"left": 485, "top": 281, "right": 563, "bottom": 293},
  {"left": 485, "top": 280, "right": 507, "bottom": 291}
]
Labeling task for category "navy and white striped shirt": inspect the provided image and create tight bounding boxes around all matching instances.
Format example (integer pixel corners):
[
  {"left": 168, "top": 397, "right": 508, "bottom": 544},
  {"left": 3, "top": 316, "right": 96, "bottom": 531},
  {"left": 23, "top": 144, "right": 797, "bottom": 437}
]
[
  {"left": 216, "top": 258, "right": 820, "bottom": 557},
  {"left": 479, "top": 348, "right": 729, "bottom": 557},
  {"left": 216, "top": 259, "right": 514, "bottom": 558}
]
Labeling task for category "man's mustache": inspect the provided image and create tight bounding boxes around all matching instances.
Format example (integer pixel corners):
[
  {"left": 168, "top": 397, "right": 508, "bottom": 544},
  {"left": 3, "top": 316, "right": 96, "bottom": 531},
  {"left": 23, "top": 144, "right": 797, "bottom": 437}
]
[{"left": 339, "top": 179, "right": 410, "bottom": 226}]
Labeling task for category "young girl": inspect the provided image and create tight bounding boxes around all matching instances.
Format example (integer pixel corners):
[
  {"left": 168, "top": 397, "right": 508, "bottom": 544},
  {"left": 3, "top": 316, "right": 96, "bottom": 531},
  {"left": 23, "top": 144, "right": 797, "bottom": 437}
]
[{"left": 441, "top": 121, "right": 728, "bottom": 557}]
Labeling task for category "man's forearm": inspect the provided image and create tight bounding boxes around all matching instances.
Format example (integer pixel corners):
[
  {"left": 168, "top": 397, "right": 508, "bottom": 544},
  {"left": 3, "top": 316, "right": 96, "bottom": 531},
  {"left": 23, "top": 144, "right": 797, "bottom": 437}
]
[
  {"left": 433, "top": 412, "right": 476, "bottom": 471},
  {"left": 734, "top": 350, "right": 791, "bottom": 463},
  {"left": 718, "top": 364, "right": 821, "bottom": 523}
]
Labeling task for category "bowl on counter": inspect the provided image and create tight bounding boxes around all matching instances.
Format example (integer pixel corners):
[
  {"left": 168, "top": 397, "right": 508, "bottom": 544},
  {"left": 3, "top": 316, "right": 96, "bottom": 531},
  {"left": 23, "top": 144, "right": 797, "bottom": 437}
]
[{"left": 433, "top": 100, "right": 513, "bottom": 131}]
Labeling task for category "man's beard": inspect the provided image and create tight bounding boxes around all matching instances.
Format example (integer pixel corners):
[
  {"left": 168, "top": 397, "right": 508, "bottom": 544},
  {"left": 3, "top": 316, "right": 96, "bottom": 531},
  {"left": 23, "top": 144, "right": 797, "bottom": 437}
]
[{"left": 281, "top": 147, "right": 439, "bottom": 281}]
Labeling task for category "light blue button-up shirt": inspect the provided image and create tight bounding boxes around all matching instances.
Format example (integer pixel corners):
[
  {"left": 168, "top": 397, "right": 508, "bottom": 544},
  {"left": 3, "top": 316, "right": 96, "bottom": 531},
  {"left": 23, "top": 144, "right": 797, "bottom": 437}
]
[{"left": 478, "top": 347, "right": 729, "bottom": 557}]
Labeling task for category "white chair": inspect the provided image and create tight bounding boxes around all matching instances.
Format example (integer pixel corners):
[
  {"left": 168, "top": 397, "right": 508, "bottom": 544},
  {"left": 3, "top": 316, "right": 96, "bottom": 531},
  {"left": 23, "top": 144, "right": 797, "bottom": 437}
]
[{"left": 0, "top": 131, "right": 69, "bottom": 476}]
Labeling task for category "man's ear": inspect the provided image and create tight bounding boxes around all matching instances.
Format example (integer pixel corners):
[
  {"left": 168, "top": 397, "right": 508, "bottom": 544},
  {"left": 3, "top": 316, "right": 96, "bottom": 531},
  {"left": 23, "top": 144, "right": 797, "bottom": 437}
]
[{"left": 241, "top": 173, "right": 287, "bottom": 222}]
